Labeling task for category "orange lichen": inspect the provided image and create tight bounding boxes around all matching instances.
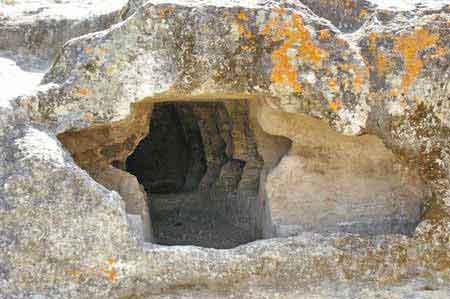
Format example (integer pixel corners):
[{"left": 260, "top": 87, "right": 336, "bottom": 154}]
[
  {"left": 261, "top": 11, "right": 324, "bottom": 93},
  {"left": 84, "top": 47, "right": 94, "bottom": 54},
  {"left": 319, "top": 29, "right": 332, "bottom": 40},
  {"left": 103, "top": 268, "right": 117, "bottom": 282},
  {"left": 335, "top": 38, "right": 348, "bottom": 46},
  {"left": 100, "top": 259, "right": 118, "bottom": 282},
  {"left": 261, "top": 14, "right": 279, "bottom": 35},
  {"left": 273, "top": 7, "right": 286, "bottom": 15},
  {"left": 342, "top": 0, "right": 356, "bottom": 8},
  {"left": 352, "top": 67, "right": 366, "bottom": 93},
  {"left": 433, "top": 47, "right": 447, "bottom": 57},
  {"left": 68, "top": 270, "right": 78, "bottom": 277},
  {"left": 425, "top": 46, "right": 448, "bottom": 59},
  {"left": 329, "top": 98, "right": 342, "bottom": 112},
  {"left": 65, "top": 259, "right": 119, "bottom": 284},
  {"left": 359, "top": 9, "right": 367, "bottom": 18},
  {"left": 241, "top": 45, "right": 255, "bottom": 52},
  {"left": 239, "top": 26, "right": 253, "bottom": 39},
  {"left": 375, "top": 52, "right": 391, "bottom": 78},
  {"left": 159, "top": 6, "right": 175, "bottom": 18},
  {"left": 368, "top": 32, "right": 378, "bottom": 54},
  {"left": 76, "top": 87, "right": 89, "bottom": 97},
  {"left": 367, "top": 32, "right": 394, "bottom": 80},
  {"left": 390, "top": 88, "right": 399, "bottom": 97},
  {"left": 394, "top": 28, "right": 439, "bottom": 92},
  {"left": 235, "top": 11, "right": 253, "bottom": 39},
  {"left": 66, "top": 269, "right": 82, "bottom": 283},
  {"left": 237, "top": 10, "right": 249, "bottom": 21},
  {"left": 328, "top": 78, "right": 338, "bottom": 91}
]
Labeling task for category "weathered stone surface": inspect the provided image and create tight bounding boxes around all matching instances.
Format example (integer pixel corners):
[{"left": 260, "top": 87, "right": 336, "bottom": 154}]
[
  {"left": 1, "top": 0, "right": 450, "bottom": 298},
  {"left": 0, "top": 0, "right": 129, "bottom": 61},
  {"left": 57, "top": 102, "right": 153, "bottom": 173},
  {"left": 259, "top": 103, "right": 429, "bottom": 235},
  {"left": 94, "top": 165, "right": 153, "bottom": 242}
]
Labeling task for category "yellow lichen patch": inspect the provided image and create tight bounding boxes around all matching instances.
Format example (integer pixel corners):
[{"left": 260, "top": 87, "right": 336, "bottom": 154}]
[
  {"left": 66, "top": 269, "right": 82, "bottom": 283},
  {"left": 239, "top": 26, "right": 253, "bottom": 39},
  {"left": 237, "top": 10, "right": 249, "bottom": 21},
  {"left": 76, "top": 87, "right": 90, "bottom": 97},
  {"left": 241, "top": 45, "right": 255, "bottom": 52},
  {"left": 329, "top": 98, "right": 342, "bottom": 112},
  {"left": 335, "top": 38, "right": 348, "bottom": 47},
  {"left": 68, "top": 269, "right": 78, "bottom": 278},
  {"left": 159, "top": 6, "right": 175, "bottom": 18},
  {"left": 359, "top": 9, "right": 367, "bottom": 18},
  {"left": 104, "top": 268, "right": 117, "bottom": 282},
  {"left": 328, "top": 78, "right": 338, "bottom": 91},
  {"left": 234, "top": 11, "right": 253, "bottom": 39},
  {"left": 319, "top": 29, "right": 332, "bottom": 40},
  {"left": 375, "top": 51, "right": 391, "bottom": 78},
  {"left": 261, "top": 11, "right": 324, "bottom": 93},
  {"left": 100, "top": 259, "right": 118, "bottom": 282},
  {"left": 368, "top": 32, "right": 378, "bottom": 54},
  {"left": 352, "top": 67, "right": 366, "bottom": 93},
  {"left": 261, "top": 14, "right": 280, "bottom": 36},
  {"left": 394, "top": 28, "right": 439, "bottom": 92},
  {"left": 273, "top": 7, "right": 286, "bottom": 15},
  {"left": 433, "top": 47, "right": 447, "bottom": 57},
  {"left": 424, "top": 46, "right": 448, "bottom": 59},
  {"left": 97, "top": 47, "right": 106, "bottom": 54},
  {"left": 390, "top": 88, "right": 399, "bottom": 97},
  {"left": 271, "top": 46, "right": 303, "bottom": 92}
]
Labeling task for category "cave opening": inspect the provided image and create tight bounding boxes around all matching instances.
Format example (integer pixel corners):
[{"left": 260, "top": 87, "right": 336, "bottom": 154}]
[
  {"left": 56, "top": 97, "right": 429, "bottom": 249},
  {"left": 126, "top": 100, "right": 266, "bottom": 249}
]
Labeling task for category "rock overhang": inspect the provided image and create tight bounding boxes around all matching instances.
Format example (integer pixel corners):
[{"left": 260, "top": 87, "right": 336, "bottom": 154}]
[{"left": 31, "top": 1, "right": 370, "bottom": 135}]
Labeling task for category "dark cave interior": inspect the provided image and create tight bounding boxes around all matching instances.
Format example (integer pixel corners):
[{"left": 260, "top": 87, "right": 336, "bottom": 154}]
[{"left": 126, "top": 101, "right": 264, "bottom": 248}]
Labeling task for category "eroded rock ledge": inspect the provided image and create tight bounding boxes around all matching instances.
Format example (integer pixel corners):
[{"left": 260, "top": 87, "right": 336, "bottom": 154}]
[{"left": 1, "top": 0, "right": 449, "bottom": 298}]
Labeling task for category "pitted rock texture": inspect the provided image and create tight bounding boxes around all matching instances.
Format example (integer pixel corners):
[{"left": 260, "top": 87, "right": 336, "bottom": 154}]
[
  {"left": 1, "top": 0, "right": 450, "bottom": 298},
  {"left": 57, "top": 102, "right": 153, "bottom": 174},
  {"left": 0, "top": 0, "right": 129, "bottom": 61}
]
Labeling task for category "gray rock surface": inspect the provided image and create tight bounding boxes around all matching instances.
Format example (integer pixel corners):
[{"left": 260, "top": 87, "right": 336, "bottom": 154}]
[{"left": 0, "top": 0, "right": 449, "bottom": 298}]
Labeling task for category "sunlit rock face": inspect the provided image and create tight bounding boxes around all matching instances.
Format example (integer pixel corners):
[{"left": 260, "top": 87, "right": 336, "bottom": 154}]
[
  {"left": 1, "top": 0, "right": 450, "bottom": 298},
  {"left": 261, "top": 106, "right": 428, "bottom": 236},
  {"left": 0, "top": 0, "right": 130, "bottom": 62}
]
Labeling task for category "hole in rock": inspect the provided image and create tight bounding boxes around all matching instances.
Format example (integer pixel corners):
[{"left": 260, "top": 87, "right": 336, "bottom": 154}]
[
  {"left": 57, "top": 98, "right": 430, "bottom": 249},
  {"left": 126, "top": 101, "right": 266, "bottom": 248}
]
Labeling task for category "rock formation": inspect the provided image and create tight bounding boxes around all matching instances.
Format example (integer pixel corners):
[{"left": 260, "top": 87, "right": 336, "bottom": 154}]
[{"left": 1, "top": 0, "right": 449, "bottom": 298}]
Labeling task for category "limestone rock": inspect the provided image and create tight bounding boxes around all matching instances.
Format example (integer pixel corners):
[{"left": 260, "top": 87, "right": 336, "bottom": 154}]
[
  {"left": 94, "top": 165, "right": 153, "bottom": 242},
  {"left": 1, "top": 0, "right": 450, "bottom": 298},
  {"left": 0, "top": 0, "right": 129, "bottom": 61}
]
